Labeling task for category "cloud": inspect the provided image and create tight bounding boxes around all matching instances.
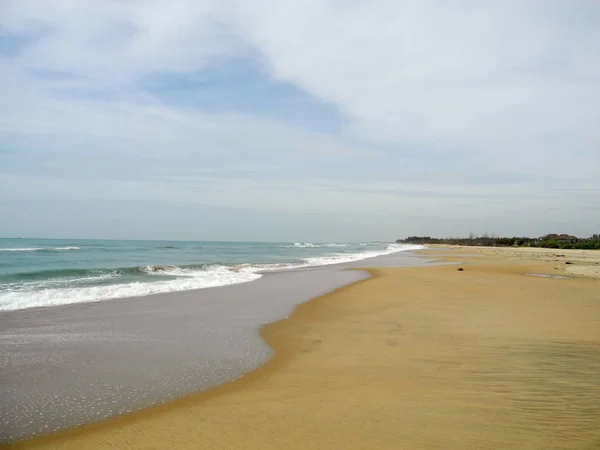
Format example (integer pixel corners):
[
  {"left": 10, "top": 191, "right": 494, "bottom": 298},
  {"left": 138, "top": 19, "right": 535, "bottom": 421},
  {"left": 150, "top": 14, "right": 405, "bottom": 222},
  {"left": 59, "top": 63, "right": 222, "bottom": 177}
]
[
  {"left": 226, "top": 0, "right": 600, "bottom": 166},
  {"left": 1, "top": 0, "right": 235, "bottom": 82},
  {"left": 0, "top": 0, "right": 599, "bottom": 240}
]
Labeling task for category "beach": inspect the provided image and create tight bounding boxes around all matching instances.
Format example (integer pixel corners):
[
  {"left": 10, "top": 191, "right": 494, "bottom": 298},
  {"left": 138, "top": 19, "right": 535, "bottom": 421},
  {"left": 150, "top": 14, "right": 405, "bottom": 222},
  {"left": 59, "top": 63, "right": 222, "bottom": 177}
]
[
  {"left": 0, "top": 248, "right": 429, "bottom": 443},
  {"left": 4, "top": 246, "right": 600, "bottom": 449}
]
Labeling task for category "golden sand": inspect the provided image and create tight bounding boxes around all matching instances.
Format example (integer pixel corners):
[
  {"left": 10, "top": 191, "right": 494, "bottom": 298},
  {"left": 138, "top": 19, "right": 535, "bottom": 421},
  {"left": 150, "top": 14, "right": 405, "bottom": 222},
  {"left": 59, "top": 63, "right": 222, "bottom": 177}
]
[{"left": 6, "top": 247, "right": 600, "bottom": 450}]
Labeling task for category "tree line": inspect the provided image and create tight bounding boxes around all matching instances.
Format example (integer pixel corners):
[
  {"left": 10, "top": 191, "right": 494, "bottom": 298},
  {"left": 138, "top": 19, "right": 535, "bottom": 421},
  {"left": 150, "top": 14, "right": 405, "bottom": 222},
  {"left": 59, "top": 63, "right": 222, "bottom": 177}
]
[{"left": 397, "top": 233, "right": 600, "bottom": 250}]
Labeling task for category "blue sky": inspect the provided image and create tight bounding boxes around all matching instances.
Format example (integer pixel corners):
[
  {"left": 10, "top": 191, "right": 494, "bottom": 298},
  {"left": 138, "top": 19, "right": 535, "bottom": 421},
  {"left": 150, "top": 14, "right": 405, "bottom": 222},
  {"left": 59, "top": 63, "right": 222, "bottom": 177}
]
[{"left": 1, "top": 0, "right": 599, "bottom": 241}]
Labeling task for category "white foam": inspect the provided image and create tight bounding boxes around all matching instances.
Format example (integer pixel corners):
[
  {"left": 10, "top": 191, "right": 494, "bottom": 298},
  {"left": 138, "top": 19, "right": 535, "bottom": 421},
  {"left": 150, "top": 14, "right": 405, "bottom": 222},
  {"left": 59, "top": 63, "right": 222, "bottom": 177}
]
[
  {"left": 293, "top": 242, "right": 316, "bottom": 248},
  {"left": 140, "top": 265, "right": 178, "bottom": 274},
  {"left": 0, "top": 243, "right": 423, "bottom": 311},
  {"left": 0, "top": 266, "right": 261, "bottom": 311},
  {"left": 0, "top": 247, "right": 80, "bottom": 252},
  {"left": 300, "top": 243, "right": 423, "bottom": 267},
  {"left": 2, "top": 272, "right": 121, "bottom": 293},
  {"left": 284, "top": 242, "right": 348, "bottom": 248},
  {"left": 258, "top": 243, "right": 423, "bottom": 271}
]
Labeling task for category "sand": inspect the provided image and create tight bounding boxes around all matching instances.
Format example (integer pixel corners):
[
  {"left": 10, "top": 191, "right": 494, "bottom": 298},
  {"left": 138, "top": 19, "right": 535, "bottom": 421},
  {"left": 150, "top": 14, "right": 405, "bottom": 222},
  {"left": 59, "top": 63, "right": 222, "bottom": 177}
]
[
  {"left": 0, "top": 251, "right": 431, "bottom": 443},
  {"left": 5, "top": 246, "right": 600, "bottom": 450}
]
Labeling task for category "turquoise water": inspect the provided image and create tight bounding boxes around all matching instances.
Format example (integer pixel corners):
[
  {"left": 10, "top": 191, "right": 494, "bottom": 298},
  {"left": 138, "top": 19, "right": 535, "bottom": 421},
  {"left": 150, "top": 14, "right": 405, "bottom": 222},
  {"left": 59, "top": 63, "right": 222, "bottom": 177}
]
[{"left": 0, "top": 238, "right": 416, "bottom": 311}]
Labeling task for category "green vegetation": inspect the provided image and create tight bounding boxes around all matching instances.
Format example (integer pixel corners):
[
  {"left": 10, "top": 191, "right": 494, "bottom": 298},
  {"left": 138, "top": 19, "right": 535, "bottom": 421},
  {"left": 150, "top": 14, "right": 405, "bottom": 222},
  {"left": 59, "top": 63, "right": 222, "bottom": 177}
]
[{"left": 397, "top": 233, "right": 600, "bottom": 250}]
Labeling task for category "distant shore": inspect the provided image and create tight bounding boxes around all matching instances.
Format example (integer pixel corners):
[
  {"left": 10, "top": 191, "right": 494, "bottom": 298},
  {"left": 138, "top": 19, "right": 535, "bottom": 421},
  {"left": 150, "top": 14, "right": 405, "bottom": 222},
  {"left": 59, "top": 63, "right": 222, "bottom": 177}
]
[
  {"left": 5, "top": 246, "right": 600, "bottom": 449},
  {"left": 398, "top": 233, "right": 600, "bottom": 250}
]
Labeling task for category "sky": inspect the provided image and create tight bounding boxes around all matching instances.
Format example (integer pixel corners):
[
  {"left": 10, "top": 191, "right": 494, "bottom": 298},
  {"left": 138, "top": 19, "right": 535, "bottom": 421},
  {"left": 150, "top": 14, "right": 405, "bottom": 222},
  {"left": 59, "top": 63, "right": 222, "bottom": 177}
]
[{"left": 1, "top": 0, "right": 599, "bottom": 242}]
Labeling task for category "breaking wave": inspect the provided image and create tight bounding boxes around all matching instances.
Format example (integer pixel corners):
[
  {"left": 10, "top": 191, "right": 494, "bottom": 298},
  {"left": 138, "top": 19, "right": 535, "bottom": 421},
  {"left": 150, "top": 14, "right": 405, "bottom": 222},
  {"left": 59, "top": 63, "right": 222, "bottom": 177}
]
[
  {"left": 0, "top": 265, "right": 262, "bottom": 311},
  {"left": 0, "top": 243, "right": 423, "bottom": 311},
  {"left": 0, "top": 247, "right": 80, "bottom": 252},
  {"left": 284, "top": 242, "right": 348, "bottom": 248}
]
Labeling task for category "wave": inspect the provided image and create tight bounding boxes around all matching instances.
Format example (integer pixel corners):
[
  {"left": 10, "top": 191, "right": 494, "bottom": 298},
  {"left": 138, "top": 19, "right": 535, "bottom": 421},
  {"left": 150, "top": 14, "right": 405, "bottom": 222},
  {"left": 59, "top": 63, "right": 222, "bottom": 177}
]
[
  {"left": 3, "top": 272, "right": 120, "bottom": 292},
  {"left": 300, "top": 243, "right": 423, "bottom": 267},
  {"left": 252, "top": 243, "right": 423, "bottom": 270},
  {"left": 0, "top": 243, "right": 423, "bottom": 311},
  {"left": 4, "top": 264, "right": 212, "bottom": 283},
  {"left": 284, "top": 242, "right": 348, "bottom": 248},
  {"left": 0, "top": 247, "right": 80, "bottom": 252},
  {"left": 0, "top": 265, "right": 262, "bottom": 311}
]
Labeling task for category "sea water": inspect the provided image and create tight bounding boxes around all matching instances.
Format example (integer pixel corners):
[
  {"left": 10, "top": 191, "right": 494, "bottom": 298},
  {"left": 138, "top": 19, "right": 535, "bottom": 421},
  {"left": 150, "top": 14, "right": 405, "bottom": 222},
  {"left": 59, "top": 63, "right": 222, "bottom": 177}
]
[{"left": 0, "top": 239, "right": 420, "bottom": 311}]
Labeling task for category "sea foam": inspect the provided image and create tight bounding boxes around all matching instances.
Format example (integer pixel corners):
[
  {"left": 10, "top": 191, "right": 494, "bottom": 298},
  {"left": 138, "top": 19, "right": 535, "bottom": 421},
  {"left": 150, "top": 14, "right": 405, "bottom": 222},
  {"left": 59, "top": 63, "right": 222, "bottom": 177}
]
[
  {"left": 0, "top": 247, "right": 80, "bottom": 252},
  {"left": 0, "top": 265, "right": 262, "bottom": 311},
  {"left": 0, "top": 244, "right": 422, "bottom": 311},
  {"left": 283, "top": 242, "right": 349, "bottom": 248}
]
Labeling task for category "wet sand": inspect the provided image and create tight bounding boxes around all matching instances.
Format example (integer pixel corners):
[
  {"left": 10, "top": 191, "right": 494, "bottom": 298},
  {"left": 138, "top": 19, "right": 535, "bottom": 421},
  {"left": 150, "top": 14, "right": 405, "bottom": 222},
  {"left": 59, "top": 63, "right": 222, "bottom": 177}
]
[
  {"left": 4, "top": 246, "right": 600, "bottom": 449},
  {"left": 0, "top": 251, "right": 430, "bottom": 443}
]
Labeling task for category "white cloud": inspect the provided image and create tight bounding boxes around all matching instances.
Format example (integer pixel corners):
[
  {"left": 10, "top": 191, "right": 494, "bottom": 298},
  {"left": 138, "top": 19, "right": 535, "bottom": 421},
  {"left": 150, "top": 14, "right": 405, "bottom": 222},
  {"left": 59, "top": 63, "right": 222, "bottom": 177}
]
[
  {"left": 4, "top": 0, "right": 599, "bottom": 157},
  {"left": 1, "top": 0, "right": 236, "bottom": 83},
  {"left": 224, "top": 0, "right": 600, "bottom": 172}
]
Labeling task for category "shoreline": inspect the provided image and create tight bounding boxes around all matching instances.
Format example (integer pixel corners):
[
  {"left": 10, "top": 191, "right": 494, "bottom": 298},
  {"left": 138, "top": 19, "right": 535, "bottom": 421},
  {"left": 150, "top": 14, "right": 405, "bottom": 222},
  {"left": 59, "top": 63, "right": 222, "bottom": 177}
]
[
  {"left": 0, "top": 249, "right": 431, "bottom": 443},
  {"left": 3, "top": 270, "right": 380, "bottom": 449},
  {"left": 0, "top": 241, "right": 423, "bottom": 313},
  {"left": 5, "top": 246, "right": 600, "bottom": 449}
]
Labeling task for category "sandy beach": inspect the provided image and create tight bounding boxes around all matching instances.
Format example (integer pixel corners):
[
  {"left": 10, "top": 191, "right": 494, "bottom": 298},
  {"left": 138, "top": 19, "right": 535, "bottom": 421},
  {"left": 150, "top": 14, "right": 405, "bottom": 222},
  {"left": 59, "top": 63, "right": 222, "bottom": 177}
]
[{"left": 5, "top": 246, "right": 600, "bottom": 449}]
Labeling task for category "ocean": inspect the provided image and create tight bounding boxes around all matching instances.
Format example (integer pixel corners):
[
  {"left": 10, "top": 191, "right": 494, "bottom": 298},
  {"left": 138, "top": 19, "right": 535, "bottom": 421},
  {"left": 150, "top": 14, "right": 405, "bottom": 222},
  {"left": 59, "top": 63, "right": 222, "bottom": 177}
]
[
  {"left": 1, "top": 239, "right": 427, "bottom": 442},
  {"left": 0, "top": 238, "right": 418, "bottom": 311}
]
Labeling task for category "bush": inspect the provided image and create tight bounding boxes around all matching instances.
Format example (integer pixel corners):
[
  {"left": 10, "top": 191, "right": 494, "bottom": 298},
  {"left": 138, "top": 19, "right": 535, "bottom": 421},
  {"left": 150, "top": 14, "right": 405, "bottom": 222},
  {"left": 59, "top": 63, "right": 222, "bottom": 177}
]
[
  {"left": 397, "top": 234, "right": 599, "bottom": 249},
  {"left": 541, "top": 240, "right": 560, "bottom": 248}
]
